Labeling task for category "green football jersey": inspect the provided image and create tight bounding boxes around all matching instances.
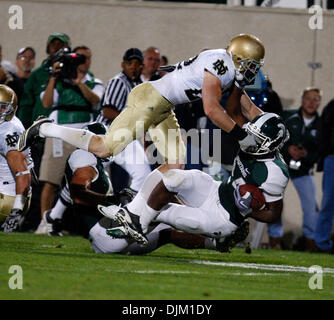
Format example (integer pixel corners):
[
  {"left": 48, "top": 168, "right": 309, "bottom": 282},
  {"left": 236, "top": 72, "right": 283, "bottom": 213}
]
[{"left": 218, "top": 151, "right": 289, "bottom": 226}]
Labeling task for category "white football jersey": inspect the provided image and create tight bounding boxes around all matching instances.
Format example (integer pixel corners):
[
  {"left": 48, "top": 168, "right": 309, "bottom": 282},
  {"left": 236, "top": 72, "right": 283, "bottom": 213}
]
[
  {"left": 150, "top": 49, "right": 236, "bottom": 105},
  {"left": 0, "top": 116, "right": 34, "bottom": 196}
]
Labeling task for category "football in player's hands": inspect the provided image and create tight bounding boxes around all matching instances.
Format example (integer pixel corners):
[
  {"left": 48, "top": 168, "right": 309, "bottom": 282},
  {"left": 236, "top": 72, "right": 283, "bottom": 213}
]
[{"left": 239, "top": 184, "right": 266, "bottom": 211}]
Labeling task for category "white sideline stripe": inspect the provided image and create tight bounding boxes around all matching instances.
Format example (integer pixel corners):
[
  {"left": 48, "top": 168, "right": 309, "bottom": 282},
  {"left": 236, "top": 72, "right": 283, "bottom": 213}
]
[
  {"left": 112, "top": 270, "right": 291, "bottom": 276},
  {"left": 190, "top": 260, "right": 334, "bottom": 274}
]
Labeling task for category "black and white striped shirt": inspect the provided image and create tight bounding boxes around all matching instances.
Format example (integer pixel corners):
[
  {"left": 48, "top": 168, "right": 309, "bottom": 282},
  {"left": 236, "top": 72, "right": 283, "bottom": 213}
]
[{"left": 96, "top": 72, "right": 141, "bottom": 126}]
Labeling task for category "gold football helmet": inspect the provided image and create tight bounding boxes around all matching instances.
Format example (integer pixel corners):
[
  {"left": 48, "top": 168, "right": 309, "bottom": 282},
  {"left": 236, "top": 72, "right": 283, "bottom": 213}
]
[
  {"left": 0, "top": 85, "right": 18, "bottom": 124},
  {"left": 226, "top": 34, "right": 265, "bottom": 86}
]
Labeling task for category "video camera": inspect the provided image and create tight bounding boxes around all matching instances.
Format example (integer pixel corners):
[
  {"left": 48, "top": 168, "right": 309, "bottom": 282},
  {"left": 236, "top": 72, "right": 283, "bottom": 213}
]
[{"left": 49, "top": 47, "right": 86, "bottom": 83}]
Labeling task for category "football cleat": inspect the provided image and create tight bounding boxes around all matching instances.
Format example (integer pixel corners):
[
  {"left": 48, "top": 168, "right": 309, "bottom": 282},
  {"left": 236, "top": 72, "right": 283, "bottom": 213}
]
[
  {"left": 106, "top": 226, "right": 129, "bottom": 239},
  {"left": 17, "top": 116, "right": 53, "bottom": 152},
  {"left": 44, "top": 210, "right": 63, "bottom": 237},
  {"left": 216, "top": 220, "right": 250, "bottom": 253},
  {"left": 106, "top": 207, "right": 148, "bottom": 245},
  {"left": 97, "top": 204, "right": 120, "bottom": 220}
]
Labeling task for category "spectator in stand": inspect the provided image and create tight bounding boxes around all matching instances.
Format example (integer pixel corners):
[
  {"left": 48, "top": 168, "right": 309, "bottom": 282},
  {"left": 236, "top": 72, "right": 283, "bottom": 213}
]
[
  {"left": 35, "top": 45, "right": 104, "bottom": 234},
  {"left": 314, "top": 95, "right": 334, "bottom": 253},
  {"left": 17, "top": 33, "right": 70, "bottom": 232},
  {"left": 269, "top": 87, "right": 321, "bottom": 251},
  {"left": 96, "top": 48, "right": 151, "bottom": 193},
  {"left": 18, "top": 33, "right": 71, "bottom": 128},
  {"left": 140, "top": 46, "right": 161, "bottom": 82},
  {"left": 15, "top": 47, "right": 35, "bottom": 82},
  {"left": 0, "top": 45, "right": 22, "bottom": 102},
  {"left": 15, "top": 47, "right": 36, "bottom": 114}
]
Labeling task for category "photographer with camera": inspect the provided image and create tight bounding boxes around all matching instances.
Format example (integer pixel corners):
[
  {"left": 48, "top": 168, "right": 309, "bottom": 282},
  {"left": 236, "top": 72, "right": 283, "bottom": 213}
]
[
  {"left": 268, "top": 87, "right": 321, "bottom": 251},
  {"left": 35, "top": 45, "right": 104, "bottom": 234}
]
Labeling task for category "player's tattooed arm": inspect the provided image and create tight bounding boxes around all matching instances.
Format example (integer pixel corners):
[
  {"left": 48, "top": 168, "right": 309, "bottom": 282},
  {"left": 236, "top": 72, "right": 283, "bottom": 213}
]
[{"left": 247, "top": 199, "right": 283, "bottom": 223}]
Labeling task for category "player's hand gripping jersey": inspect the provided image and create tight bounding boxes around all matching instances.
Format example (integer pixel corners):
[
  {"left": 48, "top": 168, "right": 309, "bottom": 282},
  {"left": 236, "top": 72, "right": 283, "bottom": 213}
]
[
  {"left": 218, "top": 151, "right": 289, "bottom": 226},
  {"left": 151, "top": 49, "right": 236, "bottom": 105}
]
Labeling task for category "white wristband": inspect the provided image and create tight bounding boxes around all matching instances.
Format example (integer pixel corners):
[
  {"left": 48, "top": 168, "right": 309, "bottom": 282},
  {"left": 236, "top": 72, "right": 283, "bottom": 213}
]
[{"left": 12, "top": 194, "right": 26, "bottom": 211}]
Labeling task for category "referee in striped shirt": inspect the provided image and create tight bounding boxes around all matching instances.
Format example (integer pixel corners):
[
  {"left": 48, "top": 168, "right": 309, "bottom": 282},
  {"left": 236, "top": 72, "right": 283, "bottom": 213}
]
[
  {"left": 97, "top": 48, "right": 143, "bottom": 126},
  {"left": 96, "top": 48, "right": 151, "bottom": 193}
]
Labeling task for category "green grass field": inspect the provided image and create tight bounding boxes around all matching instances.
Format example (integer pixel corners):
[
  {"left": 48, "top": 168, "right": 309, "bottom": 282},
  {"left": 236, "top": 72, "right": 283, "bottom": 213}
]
[{"left": 1, "top": 232, "right": 334, "bottom": 300}]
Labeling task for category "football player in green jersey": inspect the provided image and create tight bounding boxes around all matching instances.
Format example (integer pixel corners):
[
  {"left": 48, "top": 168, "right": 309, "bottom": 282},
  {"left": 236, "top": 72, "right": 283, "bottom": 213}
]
[{"left": 101, "top": 106, "right": 290, "bottom": 245}]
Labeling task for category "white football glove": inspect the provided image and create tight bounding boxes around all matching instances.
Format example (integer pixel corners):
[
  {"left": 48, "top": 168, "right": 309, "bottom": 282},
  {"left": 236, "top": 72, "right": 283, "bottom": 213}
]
[{"left": 234, "top": 186, "right": 253, "bottom": 216}]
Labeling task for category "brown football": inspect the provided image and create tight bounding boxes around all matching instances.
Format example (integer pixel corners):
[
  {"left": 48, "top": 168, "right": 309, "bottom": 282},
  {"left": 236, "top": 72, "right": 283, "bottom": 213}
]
[{"left": 239, "top": 184, "right": 266, "bottom": 211}]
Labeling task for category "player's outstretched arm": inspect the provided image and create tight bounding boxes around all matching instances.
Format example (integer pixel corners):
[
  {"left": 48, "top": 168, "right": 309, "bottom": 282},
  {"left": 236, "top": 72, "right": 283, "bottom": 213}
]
[
  {"left": 247, "top": 199, "right": 283, "bottom": 223},
  {"left": 202, "top": 70, "right": 236, "bottom": 133},
  {"left": 225, "top": 85, "right": 246, "bottom": 127},
  {"left": 240, "top": 89, "right": 263, "bottom": 121}
]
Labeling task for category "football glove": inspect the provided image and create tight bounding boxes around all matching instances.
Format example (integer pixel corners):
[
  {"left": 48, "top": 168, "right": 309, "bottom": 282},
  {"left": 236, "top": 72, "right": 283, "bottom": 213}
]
[
  {"left": 234, "top": 186, "right": 253, "bottom": 216},
  {"left": 1, "top": 209, "right": 23, "bottom": 233}
]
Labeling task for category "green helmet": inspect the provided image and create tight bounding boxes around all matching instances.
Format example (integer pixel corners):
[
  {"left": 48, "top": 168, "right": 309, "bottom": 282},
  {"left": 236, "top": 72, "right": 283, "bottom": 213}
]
[{"left": 242, "top": 112, "right": 289, "bottom": 156}]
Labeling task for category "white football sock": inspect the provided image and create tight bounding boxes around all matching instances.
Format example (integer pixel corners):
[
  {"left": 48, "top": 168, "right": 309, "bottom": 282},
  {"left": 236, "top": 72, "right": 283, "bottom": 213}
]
[
  {"left": 49, "top": 199, "right": 67, "bottom": 220},
  {"left": 126, "top": 169, "right": 163, "bottom": 216},
  {"left": 140, "top": 204, "right": 160, "bottom": 234},
  {"left": 40, "top": 123, "right": 94, "bottom": 151}
]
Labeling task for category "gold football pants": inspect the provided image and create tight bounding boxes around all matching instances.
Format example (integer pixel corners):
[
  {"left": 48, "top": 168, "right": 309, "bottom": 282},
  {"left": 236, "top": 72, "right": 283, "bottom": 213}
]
[{"left": 103, "top": 82, "right": 186, "bottom": 163}]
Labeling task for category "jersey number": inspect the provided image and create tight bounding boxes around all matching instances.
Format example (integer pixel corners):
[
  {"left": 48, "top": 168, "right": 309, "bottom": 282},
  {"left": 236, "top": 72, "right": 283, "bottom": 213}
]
[{"left": 177, "top": 55, "right": 199, "bottom": 70}]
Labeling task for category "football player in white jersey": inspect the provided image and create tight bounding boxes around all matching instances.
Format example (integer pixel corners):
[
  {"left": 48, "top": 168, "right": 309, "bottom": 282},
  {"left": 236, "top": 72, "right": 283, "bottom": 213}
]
[
  {"left": 18, "top": 34, "right": 265, "bottom": 243},
  {"left": 0, "top": 85, "right": 34, "bottom": 233},
  {"left": 18, "top": 33, "right": 265, "bottom": 166},
  {"left": 103, "top": 111, "right": 290, "bottom": 245}
]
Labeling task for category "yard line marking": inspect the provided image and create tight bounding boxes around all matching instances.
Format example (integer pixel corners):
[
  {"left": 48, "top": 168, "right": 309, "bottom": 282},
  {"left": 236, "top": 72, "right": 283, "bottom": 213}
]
[
  {"left": 111, "top": 270, "right": 291, "bottom": 276},
  {"left": 112, "top": 270, "right": 203, "bottom": 274},
  {"left": 190, "top": 260, "right": 334, "bottom": 274}
]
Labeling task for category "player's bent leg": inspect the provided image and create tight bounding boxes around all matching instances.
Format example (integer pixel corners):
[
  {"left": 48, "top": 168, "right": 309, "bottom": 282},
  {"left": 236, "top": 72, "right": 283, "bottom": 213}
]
[
  {"left": 162, "top": 169, "right": 215, "bottom": 208},
  {"left": 18, "top": 116, "right": 100, "bottom": 154},
  {"left": 102, "top": 82, "right": 172, "bottom": 157},
  {"left": 155, "top": 204, "right": 211, "bottom": 236},
  {"left": 148, "top": 111, "right": 186, "bottom": 166}
]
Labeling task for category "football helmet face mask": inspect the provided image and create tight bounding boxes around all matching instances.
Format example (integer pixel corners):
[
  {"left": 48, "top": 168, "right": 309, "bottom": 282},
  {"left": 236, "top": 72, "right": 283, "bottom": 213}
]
[
  {"left": 242, "top": 112, "right": 289, "bottom": 156},
  {"left": 0, "top": 85, "right": 18, "bottom": 125},
  {"left": 226, "top": 34, "right": 265, "bottom": 86}
]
